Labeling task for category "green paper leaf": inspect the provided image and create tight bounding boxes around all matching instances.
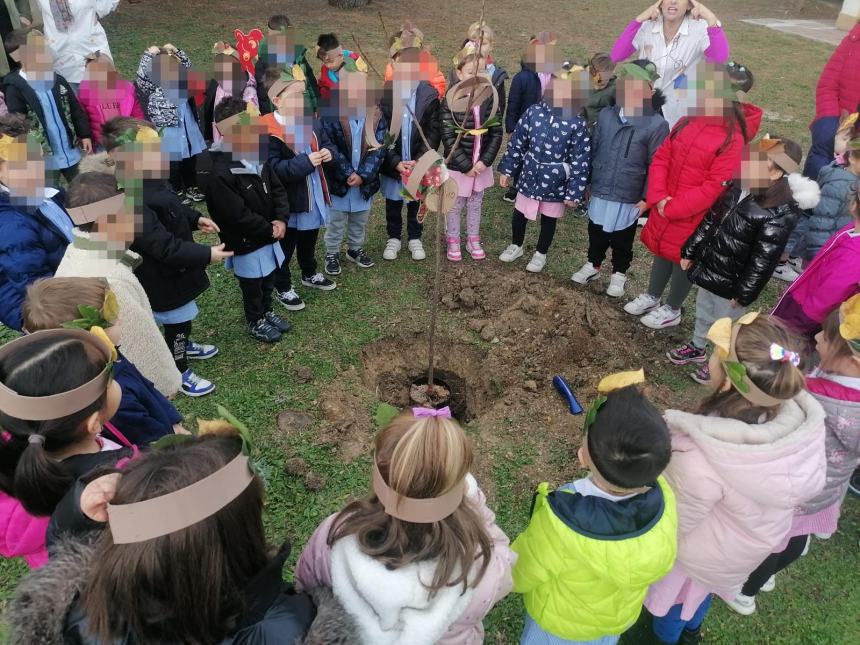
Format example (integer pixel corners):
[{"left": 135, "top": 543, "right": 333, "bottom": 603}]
[
  {"left": 216, "top": 404, "right": 253, "bottom": 454},
  {"left": 583, "top": 394, "right": 607, "bottom": 433},
  {"left": 374, "top": 403, "right": 400, "bottom": 428},
  {"left": 149, "top": 433, "right": 195, "bottom": 450},
  {"left": 725, "top": 361, "right": 750, "bottom": 394}
]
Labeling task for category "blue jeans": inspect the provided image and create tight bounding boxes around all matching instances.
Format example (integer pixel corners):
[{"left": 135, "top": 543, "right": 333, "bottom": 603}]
[
  {"left": 803, "top": 116, "right": 839, "bottom": 180},
  {"left": 651, "top": 596, "right": 712, "bottom": 644}
]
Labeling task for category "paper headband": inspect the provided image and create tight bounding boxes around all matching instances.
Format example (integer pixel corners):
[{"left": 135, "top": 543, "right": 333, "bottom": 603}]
[
  {"left": 618, "top": 61, "right": 660, "bottom": 84},
  {"left": 112, "top": 126, "right": 161, "bottom": 148},
  {"left": 372, "top": 460, "right": 464, "bottom": 523},
  {"left": 757, "top": 137, "right": 800, "bottom": 175},
  {"left": 66, "top": 193, "right": 125, "bottom": 227},
  {"left": 839, "top": 294, "right": 860, "bottom": 355},
  {"left": 266, "top": 64, "right": 307, "bottom": 102},
  {"left": 108, "top": 452, "right": 255, "bottom": 543},
  {"left": 0, "top": 329, "right": 114, "bottom": 421},
  {"left": 583, "top": 369, "right": 646, "bottom": 432}
]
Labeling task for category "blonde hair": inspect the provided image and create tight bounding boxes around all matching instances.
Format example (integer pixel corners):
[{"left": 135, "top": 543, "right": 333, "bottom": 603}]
[
  {"left": 328, "top": 412, "right": 492, "bottom": 596},
  {"left": 23, "top": 278, "right": 110, "bottom": 332},
  {"left": 466, "top": 22, "right": 494, "bottom": 45}
]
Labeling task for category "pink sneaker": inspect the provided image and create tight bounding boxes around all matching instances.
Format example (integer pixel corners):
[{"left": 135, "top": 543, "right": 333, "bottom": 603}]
[
  {"left": 446, "top": 236, "right": 462, "bottom": 262},
  {"left": 466, "top": 236, "right": 485, "bottom": 260}
]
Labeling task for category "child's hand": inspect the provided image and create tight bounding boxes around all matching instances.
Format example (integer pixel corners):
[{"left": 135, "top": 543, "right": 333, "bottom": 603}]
[
  {"left": 636, "top": 1, "right": 662, "bottom": 22},
  {"left": 209, "top": 243, "right": 234, "bottom": 264},
  {"left": 396, "top": 161, "right": 416, "bottom": 174},
  {"left": 146, "top": 46, "right": 161, "bottom": 56},
  {"left": 680, "top": 258, "right": 693, "bottom": 270},
  {"left": 308, "top": 151, "right": 327, "bottom": 167},
  {"left": 319, "top": 149, "right": 333, "bottom": 163},
  {"left": 468, "top": 162, "right": 487, "bottom": 177},
  {"left": 80, "top": 138, "right": 93, "bottom": 155},
  {"left": 499, "top": 174, "right": 510, "bottom": 188},
  {"left": 272, "top": 220, "right": 287, "bottom": 239},
  {"left": 347, "top": 173, "right": 363, "bottom": 186},
  {"left": 565, "top": 200, "right": 579, "bottom": 209},
  {"left": 657, "top": 197, "right": 672, "bottom": 217},
  {"left": 197, "top": 217, "right": 220, "bottom": 234},
  {"left": 81, "top": 473, "right": 121, "bottom": 523},
  {"left": 635, "top": 200, "right": 648, "bottom": 214},
  {"left": 172, "top": 423, "right": 191, "bottom": 435}
]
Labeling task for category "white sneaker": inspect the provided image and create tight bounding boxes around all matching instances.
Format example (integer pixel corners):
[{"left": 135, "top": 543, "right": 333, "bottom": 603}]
[
  {"left": 788, "top": 256, "right": 803, "bottom": 272},
  {"left": 801, "top": 534, "right": 811, "bottom": 556},
  {"left": 773, "top": 263, "right": 799, "bottom": 282},
  {"left": 383, "top": 239, "right": 401, "bottom": 261},
  {"left": 624, "top": 293, "right": 660, "bottom": 316},
  {"left": 761, "top": 575, "right": 776, "bottom": 593},
  {"left": 814, "top": 532, "right": 832, "bottom": 540},
  {"left": 499, "top": 244, "right": 524, "bottom": 263},
  {"left": 407, "top": 239, "right": 426, "bottom": 261},
  {"left": 571, "top": 262, "right": 600, "bottom": 284},
  {"left": 640, "top": 304, "right": 682, "bottom": 329},
  {"left": 606, "top": 273, "right": 627, "bottom": 298},
  {"left": 526, "top": 251, "right": 547, "bottom": 273},
  {"left": 724, "top": 593, "right": 756, "bottom": 616}
]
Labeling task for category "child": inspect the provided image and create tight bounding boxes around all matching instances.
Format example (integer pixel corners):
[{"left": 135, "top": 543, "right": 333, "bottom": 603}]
[
  {"left": 572, "top": 61, "right": 669, "bottom": 297},
  {"left": 584, "top": 52, "right": 617, "bottom": 127},
  {"left": 203, "top": 42, "right": 259, "bottom": 145},
  {"left": 498, "top": 69, "right": 592, "bottom": 273},
  {"left": 206, "top": 97, "right": 292, "bottom": 343},
  {"left": 255, "top": 13, "right": 320, "bottom": 115},
  {"left": 295, "top": 409, "right": 515, "bottom": 644},
  {"left": 379, "top": 41, "right": 442, "bottom": 262},
  {"left": 6, "top": 433, "right": 317, "bottom": 642},
  {"left": 55, "top": 171, "right": 182, "bottom": 397},
  {"left": 262, "top": 68, "right": 338, "bottom": 296},
  {"left": 0, "top": 117, "right": 75, "bottom": 331},
  {"left": 382, "top": 22, "right": 448, "bottom": 100},
  {"left": 672, "top": 138, "right": 821, "bottom": 384},
  {"left": 512, "top": 372, "right": 677, "bottom": 645},
  {"left": 3, "top": 29, "right": 92, "bottom": 185},
  {"left": 135, "top": 43, "right": 206, "bottom": 204},
  {"left": 320, "top": 68, "right": 387, "bottom": 275},
  {"left": 642, "top": 314, "right": 826, "bottom": 644},
  {"left": 625, "top": 63, "right": 762, "bottom": 330},
  {"left": 77, "top": 51, "right": 144, "bottom": 150},
  {"left": 773, "top": 182, "right": 860, "bottom": 339},
  {"left": 22, "top": 276, "right": 186, "bottom": 445},
  {"left": 441, "top": 47, "right": 503, "bottom": 261},
  {"left": 315, "top": 32, "right": 367, "bottom": 102},
  {"left": 734, "top": 297, "right": 860, "bottom": 613},
  {"left": 445, "top": 22, "right": 509, "bottom": 122},
  {"left": 102, "top": 116, "right": 229, "bottom": 397}
]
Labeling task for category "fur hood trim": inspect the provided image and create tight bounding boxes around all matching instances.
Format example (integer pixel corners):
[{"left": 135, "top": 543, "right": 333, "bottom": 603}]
[{"left": 787, "top": 172, "right": 821, "bottom": 210}]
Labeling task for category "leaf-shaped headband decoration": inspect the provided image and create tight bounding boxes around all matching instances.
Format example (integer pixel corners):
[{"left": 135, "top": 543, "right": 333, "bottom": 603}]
[{"left": 584, "top": 369, "right": 646, "bottom": 432}]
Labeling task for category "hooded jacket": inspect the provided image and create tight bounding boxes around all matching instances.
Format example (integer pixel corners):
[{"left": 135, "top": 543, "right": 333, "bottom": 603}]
[
  {"left": 321, "top": 108, "right": 388, "bottom": 201},
  {"left": 805, "top": 161, "right": 858, "bottom": 260},
  {"left": 380, "top": 81, "right": 442, "bottom": 179},
  {"left": 661, "top": 392, "right": 826, "bottom": 596},
  {"left": 682, "top": 174, "right": 821, "bottom": 306},
  {"left": 512, "top": 477, "right": 677, "bottom": 640},
  {"left": 641, "top": 103, "right": 763, "bottom": 263},
  {"left": 441, "top": 92, "right": 504, "bottom": 174}
]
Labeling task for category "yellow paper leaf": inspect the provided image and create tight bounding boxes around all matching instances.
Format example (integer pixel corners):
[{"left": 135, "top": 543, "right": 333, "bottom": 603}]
[
  {"left": 89, "top": 326, "right": 118, "bottom": 362},
  {"left": 597, "top": 369, "right": 645, "bottom": 394}
]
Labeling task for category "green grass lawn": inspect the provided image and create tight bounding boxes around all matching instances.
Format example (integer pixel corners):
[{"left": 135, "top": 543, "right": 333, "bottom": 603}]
[{"left": 2, "top": 1, "right": 859, "bottom": 643}]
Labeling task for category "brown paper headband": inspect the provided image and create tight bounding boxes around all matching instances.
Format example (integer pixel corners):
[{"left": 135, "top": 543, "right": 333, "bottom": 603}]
[
  {"left": 267, "top": 79, "right": 306, "bottom": 103},
  {"left": 108, "top": 452, "right": 255, "bottom": 543},
  {"left": 66, "top": 193, "right": 125, "bottom": 227},
  {"left": 372, "top": 460, "right": 465, "bottom": 523},
  {"left": 0, "top": 329, "right": 113, "bottom": 421},
  {"left": 757, "top": 139, "right": 800, "bottom": 175},
  {"left": 720, "top": 322, "right": 784, "bottom": 408}
]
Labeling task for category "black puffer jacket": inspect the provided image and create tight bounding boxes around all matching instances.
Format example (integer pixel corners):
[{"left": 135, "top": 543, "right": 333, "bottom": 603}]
[
  {"left": 441, "top": 93, "right": 504, "bottom": 173},
  {"left": 380, "top": 81, "right": 441, "bottom": 178},
  {"left": 682, "top": 175, "right": 820, "bottom": 306}
]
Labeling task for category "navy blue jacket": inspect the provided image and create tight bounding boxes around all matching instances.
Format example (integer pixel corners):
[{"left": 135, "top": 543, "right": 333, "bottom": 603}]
[
  {"left": 321, "top": 110, "right": 388, "bottom": 201},
  {"left": 0, "top": 192, "right": 71, "bottom": 330},
  {"left": 505, "top": 63, "right": 543, "bottom": 133},
  {"left": 380, "top": 81, "right": 442, "bottom": 178}
]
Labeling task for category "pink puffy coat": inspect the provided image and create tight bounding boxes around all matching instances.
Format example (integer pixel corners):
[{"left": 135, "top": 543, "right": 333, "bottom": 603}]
[
  {"left": 0, "top": 491, "right": 48, "bottom": 568},
  {"left": 814, "top": 23, "right": 860, "bottom": 122},
  {"left": 77, "top": 79, "right": 145, "bottom": 148}
]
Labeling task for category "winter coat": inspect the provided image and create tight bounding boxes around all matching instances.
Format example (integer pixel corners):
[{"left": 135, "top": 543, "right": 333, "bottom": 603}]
[
  {"left": 772, "top": 224, "right": 860, "bottom": 338},
  {"left": 0, "top": 191, "right": 71, "bottom": 330},
  {"left": 446, "top": 65, "right": 508, "bottom": 126},
  {"left": 262, "top": 113, "right": 336, "bottom": 214},
  {"left": 4, "top": 539, "right": 329, "bottom": 645},
  {"left": 0, "top": 491, "right": 48, "bottom": 568},
  {"left": 497, "top": 100, "right": 591, "bottom": 203},
  {"left": 805, "top": 161, "right": 858, "bottom": 259},
  {"left": 661, "top": 392, "right": 826, "bottom": 597},
  {"left": 590, "top": 104, "right": 669, "bottom": 204},
  {"left": 321, "top": 109, "right": 388, "bottom": 200},
  {"left": 505, "top": 63, "right": 543, "bottom": 133},
  {"left": 798, "top": 373, "right": 860, "bottom": 516},
  {"left": 512, "top": 477, "right": 677, "bottom": 640},
  {"left": 135, "top": 49, "right": 199, "bottom": 129},
  {"left": 813, "top": 23, "right": 860, "bottom": 122},
  {"left": 205, "top": 152, "right": 290, "bottom": 255},
  {"left": 77, "top": 78, "right": 145, "bottom": 148},
  {"left": 3, "top": 71, "right": 92, "bottom": 154},
  {"left": 682, "top": 174, "right": 821, "bottom": 306},
  {"left": 584, "top": 77, "right": 617, "bottom": 127},
  {"left": 295, "top": 475, "right": 516, "bottom": 645},
  {"left": 131, "top": 180, "right": 210, "bottom": 312},
  {"left": 385, "top": 62, "right": 448, "bottom": 101},
  {"left": 201, "top": 76, "right": 258, "bottom": 142},
  {"left": 441, "top": 93, "right": 504, "bottom": 174},
  {"left": 380, "top": 81, "right": 442, "bottom": 179},
  {"left": 641, "top": 103, "right": 763, "bottom": 263},
  {"left": 55, "top": 232, "right": 182, "bottom": 397},
  {"left": 254, "top": 41, "right": 320, "bottom": 115}
]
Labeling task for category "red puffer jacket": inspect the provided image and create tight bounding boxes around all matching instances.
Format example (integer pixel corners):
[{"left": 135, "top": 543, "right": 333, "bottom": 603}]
[
  {"left": 814, "top": 23, "right": 860, "bottom": 122},
  {"left": 641, "top": 103, "right": 762, "bottom": 263}
]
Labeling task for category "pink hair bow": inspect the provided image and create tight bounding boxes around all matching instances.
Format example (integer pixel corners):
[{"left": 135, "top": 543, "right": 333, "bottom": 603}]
[
  {"left": 769, "top": 343, "right": 801, "bottom": 367},
  {"left": 412, "top": 406, "right": 452, "bottom": 418}
]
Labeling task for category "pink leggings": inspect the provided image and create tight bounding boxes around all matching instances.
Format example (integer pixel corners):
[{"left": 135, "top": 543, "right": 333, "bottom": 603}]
[{"left": 446, "top": 191, "right": 484, "bottom": 239}]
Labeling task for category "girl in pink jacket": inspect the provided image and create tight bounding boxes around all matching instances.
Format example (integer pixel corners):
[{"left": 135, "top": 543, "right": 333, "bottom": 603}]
[
  {"left": 641, "top": 314, "right": 826, "bottom": 644},
  {"left": 295, "top": 409, "right": 515, "bottom": 645},
  {"left": 77, "top": 52, "right": 145, "bottom": 150}
]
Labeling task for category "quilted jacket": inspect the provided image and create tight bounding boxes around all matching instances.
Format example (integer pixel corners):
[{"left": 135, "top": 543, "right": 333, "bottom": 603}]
[
  {"left": 505, "top": 63, "right": 542, "bottom": 133},
  {"left": 805, "top": 161, "right": 858, "bottom": 260},
  {"left": 321, "top": 110, "right": 388, "bottom": 200},
  {"left": 813, "top": 23, "right": 860, "bottom": 122},
  {"left": 441, "top": 93, "right": 504, "bottom": 174}
]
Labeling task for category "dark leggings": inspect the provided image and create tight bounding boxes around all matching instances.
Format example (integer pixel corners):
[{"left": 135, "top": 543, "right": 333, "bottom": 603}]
[
  {"left": 163, "top": 320, "right": 191, "bottom": 373},
  {"left": 741, "top": 535, "right": 808, "bottom": 596},
  {"left": 275, "top": 227, "right": 319, "bottom": 291},
  {"left": 511, "top": 210, "right": 558, "bottom": 254},
  {"left": 647, "top": 255, "right": 693, "bottom": 310},
  {"left": 169, "top": 156, "right": 198, "bottom": 192},
  {"left": 587, "top": 220, "right": 638, "bottom": 274}
]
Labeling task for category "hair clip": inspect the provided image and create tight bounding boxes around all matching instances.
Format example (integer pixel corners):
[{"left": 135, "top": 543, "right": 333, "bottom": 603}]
[
  {"left": 28, "top": 434, "right": 45, "bottom": 445},
  {"left": 412, "top": 406, "right": 452, "bottom": 418},
  {"left": 769, "top": 343, "right": 801, "bottom": 367}
]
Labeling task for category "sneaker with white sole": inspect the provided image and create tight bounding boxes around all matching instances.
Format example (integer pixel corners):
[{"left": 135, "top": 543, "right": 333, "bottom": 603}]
[
  {"left": 275, "top": 288, "right": 305, "bottom": 311},
  {"left": 302, "top": 273, "right": 337, "bottom": 291},
  {"left": 346, "top": 248, "right": 374, "bottom": 268},
  {"left": 788, "top": 256, "right": 803, "bottom": 272},
  {"left": 761, "top": 575, "right": 776, "bottom": 593},
  {"left": 382, "top": 238, "right": 401, "bottom": 260},
  {"left": 572, "top": 262, "right": 600, "bottom": 285},
  {"left": 773, "top": 263, "right": 799, "bottom": 282},
  {"left": 624, "top": 293, "right": 660, "bottom": 316},
  {"left": 408, "top": 239, "right": 426, "bottom": 260},
  {"left": 184, "top": 187, "right": 205, "bottom": 203},
  {"left": 526, "top": 251, "right": 547, "bottom": 273},
  {"left": 180, "top": 369, "right": 215, "bottom": 397},
  {"left": 667, "top": 342, "right": 707, "bottom": 365},
  {"left": 465, "top": 236, "right": 485, "bottom": 260},
  {"left": 499, "top": 244, "right": 523, "bottom": 263},
  {"left": 814, "top": 532, "right": 833, "bottom": 540},
  {"left": 801, "top": 534, "right": 811, "bottom": 556},
  {"left": 502, "top": 186, "right": 517, "bottom": 203},
  {"left": 324, "top": 253, "right": 342, "bottom": 276},
  {"left": 186, "top": 340, "right": 219, "bottom": 360},
  {"left": 641, "top": 304, "right": 682, "bottom": 329},
  {"left": 264, "top": 311, "right": 291, "bottom": 333},
  {"left": 724, "top": 593, "right": 756, "bottom": 616},
  {"left": 249, "top": 318, "right": 282, "bottom": 343},
  {"left": 606, "top": 273, "right": 627, "bottom": 298},
  {"left": 690, "top": 363, "right": 711, "bottom": 385}
]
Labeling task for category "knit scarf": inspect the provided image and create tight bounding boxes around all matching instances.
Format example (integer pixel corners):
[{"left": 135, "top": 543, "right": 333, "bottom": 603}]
[{"left": 49, "top": 0, "right": 75, "bottom": 33}]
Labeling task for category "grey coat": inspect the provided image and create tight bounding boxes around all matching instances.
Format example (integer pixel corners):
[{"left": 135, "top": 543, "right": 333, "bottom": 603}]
[{"left": 805, "top": 161, "right": 857, "bottom": 259}]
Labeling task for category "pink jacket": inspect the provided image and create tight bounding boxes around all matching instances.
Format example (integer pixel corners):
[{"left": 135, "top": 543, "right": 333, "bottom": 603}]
[
  {"left": 296, "top": 476, "right": 516, "bottom": 645},
  {"left": 773, "top": 224, "right": 860, "bottom": 337},
  {"left": 0, "top": 491, "right": 49, "bottom": 568},
  {"left": 659, "top": 392, "right": 826, "bottom": 597},
  {"left": 77, "top": 79, "right": 145, "bottom": 147}
]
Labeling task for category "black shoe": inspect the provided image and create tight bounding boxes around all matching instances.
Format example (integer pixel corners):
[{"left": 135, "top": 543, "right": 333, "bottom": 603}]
[
  {"left": 502, "top": 186, "right": 516, "bottom": 203},
  {"left": 679, "top": 627, "right": 703, "bottom": 645},
  {"left": 248, "top": 318, "right": 282, "bottom": 343},
  {"left": 324, "top": 253, "right": 342, "bottom": 276},
  {"left": 346, "top": 247, "right": 375, "bottom": 268},
  {"left": 849, "top": 467, "right": 860, "bottom": 498},
  {"left": 275, "top": 288, "right": 305, "bottom": 311},
  {"left": 301, "top": 273, "right": 337, "bottom": 291},
  {"left": 265, "top": 310, "right": 291, "bottom": 333},
  {"left": 185, "top": 187, "right": 205, "bottom": 203}
]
